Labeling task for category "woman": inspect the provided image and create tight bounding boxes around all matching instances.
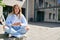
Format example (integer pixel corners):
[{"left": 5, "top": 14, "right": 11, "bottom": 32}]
[{"left": 4, "top": 4, "right": 29, "bottom": 38}]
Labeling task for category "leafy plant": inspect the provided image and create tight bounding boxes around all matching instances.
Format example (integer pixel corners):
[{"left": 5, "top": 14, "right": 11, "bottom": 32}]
[{"left": 0, "top": 0, "right": 5, "bottom": 7}]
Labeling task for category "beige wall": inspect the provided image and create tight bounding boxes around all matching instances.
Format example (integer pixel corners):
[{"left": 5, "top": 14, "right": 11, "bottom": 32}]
[
  {"left": 28, "top": 0, "right": 34, "bottom": 20},
  {"left": 0, "top": 6, "right": 3, "bottom": 16},
  {"left": 1, "top": 0, "right": 34, "bottom": 21},
  {"left": 36, "top": 0, "right": 58, "bottom": 22},
  {"left": 3, "top": 0, "right": 26, "bottom": 7},
  {"left": 44, "top": 0, "right": 58, "bottom": 22},
  {"left": 44, "top": 9, "right": 57, "bottom": 22}
]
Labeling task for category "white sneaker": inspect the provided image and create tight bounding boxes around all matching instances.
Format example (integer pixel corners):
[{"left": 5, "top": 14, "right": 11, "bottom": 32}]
[{"left": 23, "top": 34, "right": 27, "bottom": 38}]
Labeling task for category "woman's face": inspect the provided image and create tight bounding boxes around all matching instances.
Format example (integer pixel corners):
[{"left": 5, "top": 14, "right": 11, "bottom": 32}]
[{"left": 14, "top": 6, "right": 20, "bottom": 15}]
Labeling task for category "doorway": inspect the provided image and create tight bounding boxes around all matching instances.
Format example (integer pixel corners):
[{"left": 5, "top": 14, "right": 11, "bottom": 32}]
[
  {"left": 3, "top": 5, "right": 12, "bottom": 20},
  {"left": 37, "top": 11, "right": 44, "bottom": 22}
]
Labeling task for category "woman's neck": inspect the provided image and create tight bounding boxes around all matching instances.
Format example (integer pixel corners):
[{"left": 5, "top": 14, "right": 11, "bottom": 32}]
[{"left": 15, "top": 14, "right": 19, "bottom": 16}]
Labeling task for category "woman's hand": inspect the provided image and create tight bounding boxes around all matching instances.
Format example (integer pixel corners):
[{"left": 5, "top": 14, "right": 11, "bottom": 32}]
[
  {"left": 25, "top": 26, "right": 30, "bottom": 31},
  {"left": 12, "top": 22, "right": 22, "bottom": 26}
]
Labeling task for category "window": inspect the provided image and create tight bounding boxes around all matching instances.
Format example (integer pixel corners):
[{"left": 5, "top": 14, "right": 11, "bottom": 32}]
[
  {"left": 53, "top": 8, "right": 55, "bottom": 11},
  {"left": 53, "top": 14, "right": 55, "bottom": 19},
  {"left": 45, "top": 2, "right": 48, "bottom": 7},
  {"left": 17, "top": 0, "right": 23, "bottom": 1},
  {"left": 3, "top": 6, "right": 12, "bottom": 20},
  {"left": 58, "top": 9, "right": 60, "bottom": 20},
  {"left": 49, "top": 4, "right": 52, "bottom": 7},
  {"left": 39, "top": 0, "right": 43, "bottom": 7},
  {"left": 20, "top": 0, "right": 23, "bottom": 1},
  {"left": 51, "top": 0, "right": 55, "bottom": 2},
  {"left": 49, "top": 13, "right": 52, "bottom": 19}
]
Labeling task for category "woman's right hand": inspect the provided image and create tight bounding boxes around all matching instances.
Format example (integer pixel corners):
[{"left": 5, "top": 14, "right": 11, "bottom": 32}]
[
  {"left": 12, "top": 22, "right": 21, "bottom": 26},
  {"left": 25, "top": 26, "right": 30, "bottom": 31},
  {"left": 12, "top": 23, "right": 18, "bottom": 26}
]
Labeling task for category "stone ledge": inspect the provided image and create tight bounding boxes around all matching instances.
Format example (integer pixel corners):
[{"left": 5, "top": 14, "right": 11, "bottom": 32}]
[{"left": 0, "top": 34, "right": 26, "bottom": 40}]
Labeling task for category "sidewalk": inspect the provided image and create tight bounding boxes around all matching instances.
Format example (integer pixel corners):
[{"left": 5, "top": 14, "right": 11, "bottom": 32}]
[
  {"left": 26, "top": 23, "right": 60, "bottom": 40},
  {"left": 0, "top": 23, "right": 60, "bottom": 40}
]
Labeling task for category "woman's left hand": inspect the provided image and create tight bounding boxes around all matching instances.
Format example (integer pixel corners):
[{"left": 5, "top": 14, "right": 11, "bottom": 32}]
[
  {"left": 16, "top": 22, "right": 22, "bottom": 26},
  {"left": 25, "top": 26, "right": 30, "bottom": 31},
  {"left": 12, "top": 22, "right": 22, "bottom": 26}
]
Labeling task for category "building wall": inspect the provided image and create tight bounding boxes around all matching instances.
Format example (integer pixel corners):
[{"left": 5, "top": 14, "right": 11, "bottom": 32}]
[
  {"left": 2, "top": 0, "right": 27, "bottom": 20},
  {"left": 0, "top": 6, "right": 3, "bottom": 16},
  {"left": 0, "top": 0, "right": 34, "bottom": 22},
  {"left": 44, "top": 0, "right": 58, "bottom": 22},
  {"left": 34, "top": 0, "right": 58, "bottom": 22},
  {"left": 28, "top": 0, "right": 34, "bottom": 21},
  {"left": 3, "top": 0, "right": 26, "bottom": 7},
  {"left": 44, "top": 8, "right": 57, "bottom": 22},
  {"left": 1, "top": 0, "right": 59, "bottom": 22},
  {"left": 56, "top": 8, "right": 60, "bottom": 22}
]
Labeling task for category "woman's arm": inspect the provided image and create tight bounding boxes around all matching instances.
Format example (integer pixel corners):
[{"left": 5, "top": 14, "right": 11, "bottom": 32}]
[
  {"left": 6, "top": 15, "right": 20, "bottom": 26},
  {"left": 19, "top": 14, "right": 30, "bottom": 30},
  {"left": 20, "top": 14, "right": 28, "bottom": 26},
  {"left": 5, "top": 15, "right": 12, "bottom": 27}
]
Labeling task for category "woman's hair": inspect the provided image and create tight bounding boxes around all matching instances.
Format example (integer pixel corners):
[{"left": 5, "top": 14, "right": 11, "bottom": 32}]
[
  {"left": 12, "top": 4, "right": 22, "bottom": 18},
  {"left": 12, "top": 4, "right": 22, "bottom": 14}
]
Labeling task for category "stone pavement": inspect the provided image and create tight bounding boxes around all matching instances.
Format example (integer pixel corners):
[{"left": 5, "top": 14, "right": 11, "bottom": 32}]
[
  {"left": 26, "top": 22, "right": 60, "bottom": 40},
  {"left": 0, "top": 22, "right": 60, "bottom": 40}
]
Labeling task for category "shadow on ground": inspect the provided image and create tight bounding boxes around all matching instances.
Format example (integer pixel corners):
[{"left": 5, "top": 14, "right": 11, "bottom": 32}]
[
  {"left": 0, "top": 34, "right": 9, "bottom": 40},
  {"left": 29, "top": 22, "right": 60, "bottom": 28},
  {"left": 0, "top": 34, "right": 25, "bottom": 40}
]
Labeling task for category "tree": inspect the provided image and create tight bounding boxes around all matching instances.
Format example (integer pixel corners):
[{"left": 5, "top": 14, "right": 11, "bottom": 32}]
[{"left": 0, "top": 0, "right": 5, "bottom": 7}]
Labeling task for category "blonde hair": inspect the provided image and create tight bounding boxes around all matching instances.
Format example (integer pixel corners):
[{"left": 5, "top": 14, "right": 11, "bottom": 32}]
[{"left": 12, "top": 4, "right": 22, "bottom": 18}]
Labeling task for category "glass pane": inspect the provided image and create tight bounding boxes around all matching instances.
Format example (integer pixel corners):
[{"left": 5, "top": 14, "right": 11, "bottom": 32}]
[
  {"left": 37, "top": 0, "right": 60, "bottom": 8},
  {"left": 53, "top": 14, "right": 55, "bottom": 19},
  {"left": 58, "top": 8, "right": 60, "bottom": 20},
  {"left": 34, "top": 0, "right": 60, "bottom": 21},
  {"left": 39, "top": 0, "right": 43, "bottom": 8},
  {"left": 17, "top": 0, "right": 23, "bottom": 1},
  {"left": 49, "top": 13, "right": 52, "bottom": 19}
]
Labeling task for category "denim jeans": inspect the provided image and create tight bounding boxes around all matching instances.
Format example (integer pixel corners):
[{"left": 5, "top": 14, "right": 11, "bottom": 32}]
[{"left": 4, "top": 26, "right": 27, "bottom": 38}]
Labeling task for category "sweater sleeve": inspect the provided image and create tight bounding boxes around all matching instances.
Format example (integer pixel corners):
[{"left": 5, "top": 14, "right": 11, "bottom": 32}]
[
  {"left": 21, "top": 14, "right": 28, "bottom": 26},
  {"left": 5, "top": 15, "right": 12, "bottom": 27}
]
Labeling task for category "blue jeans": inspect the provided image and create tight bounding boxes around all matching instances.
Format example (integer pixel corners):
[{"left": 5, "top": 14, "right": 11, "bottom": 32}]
[{"left": 4, "top": 26, "right": 27, "bottom": 38}]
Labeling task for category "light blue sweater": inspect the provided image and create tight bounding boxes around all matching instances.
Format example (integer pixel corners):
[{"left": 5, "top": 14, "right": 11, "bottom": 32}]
[{"left": 5, "top": 13, "right": 28, "bottom": 38}]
